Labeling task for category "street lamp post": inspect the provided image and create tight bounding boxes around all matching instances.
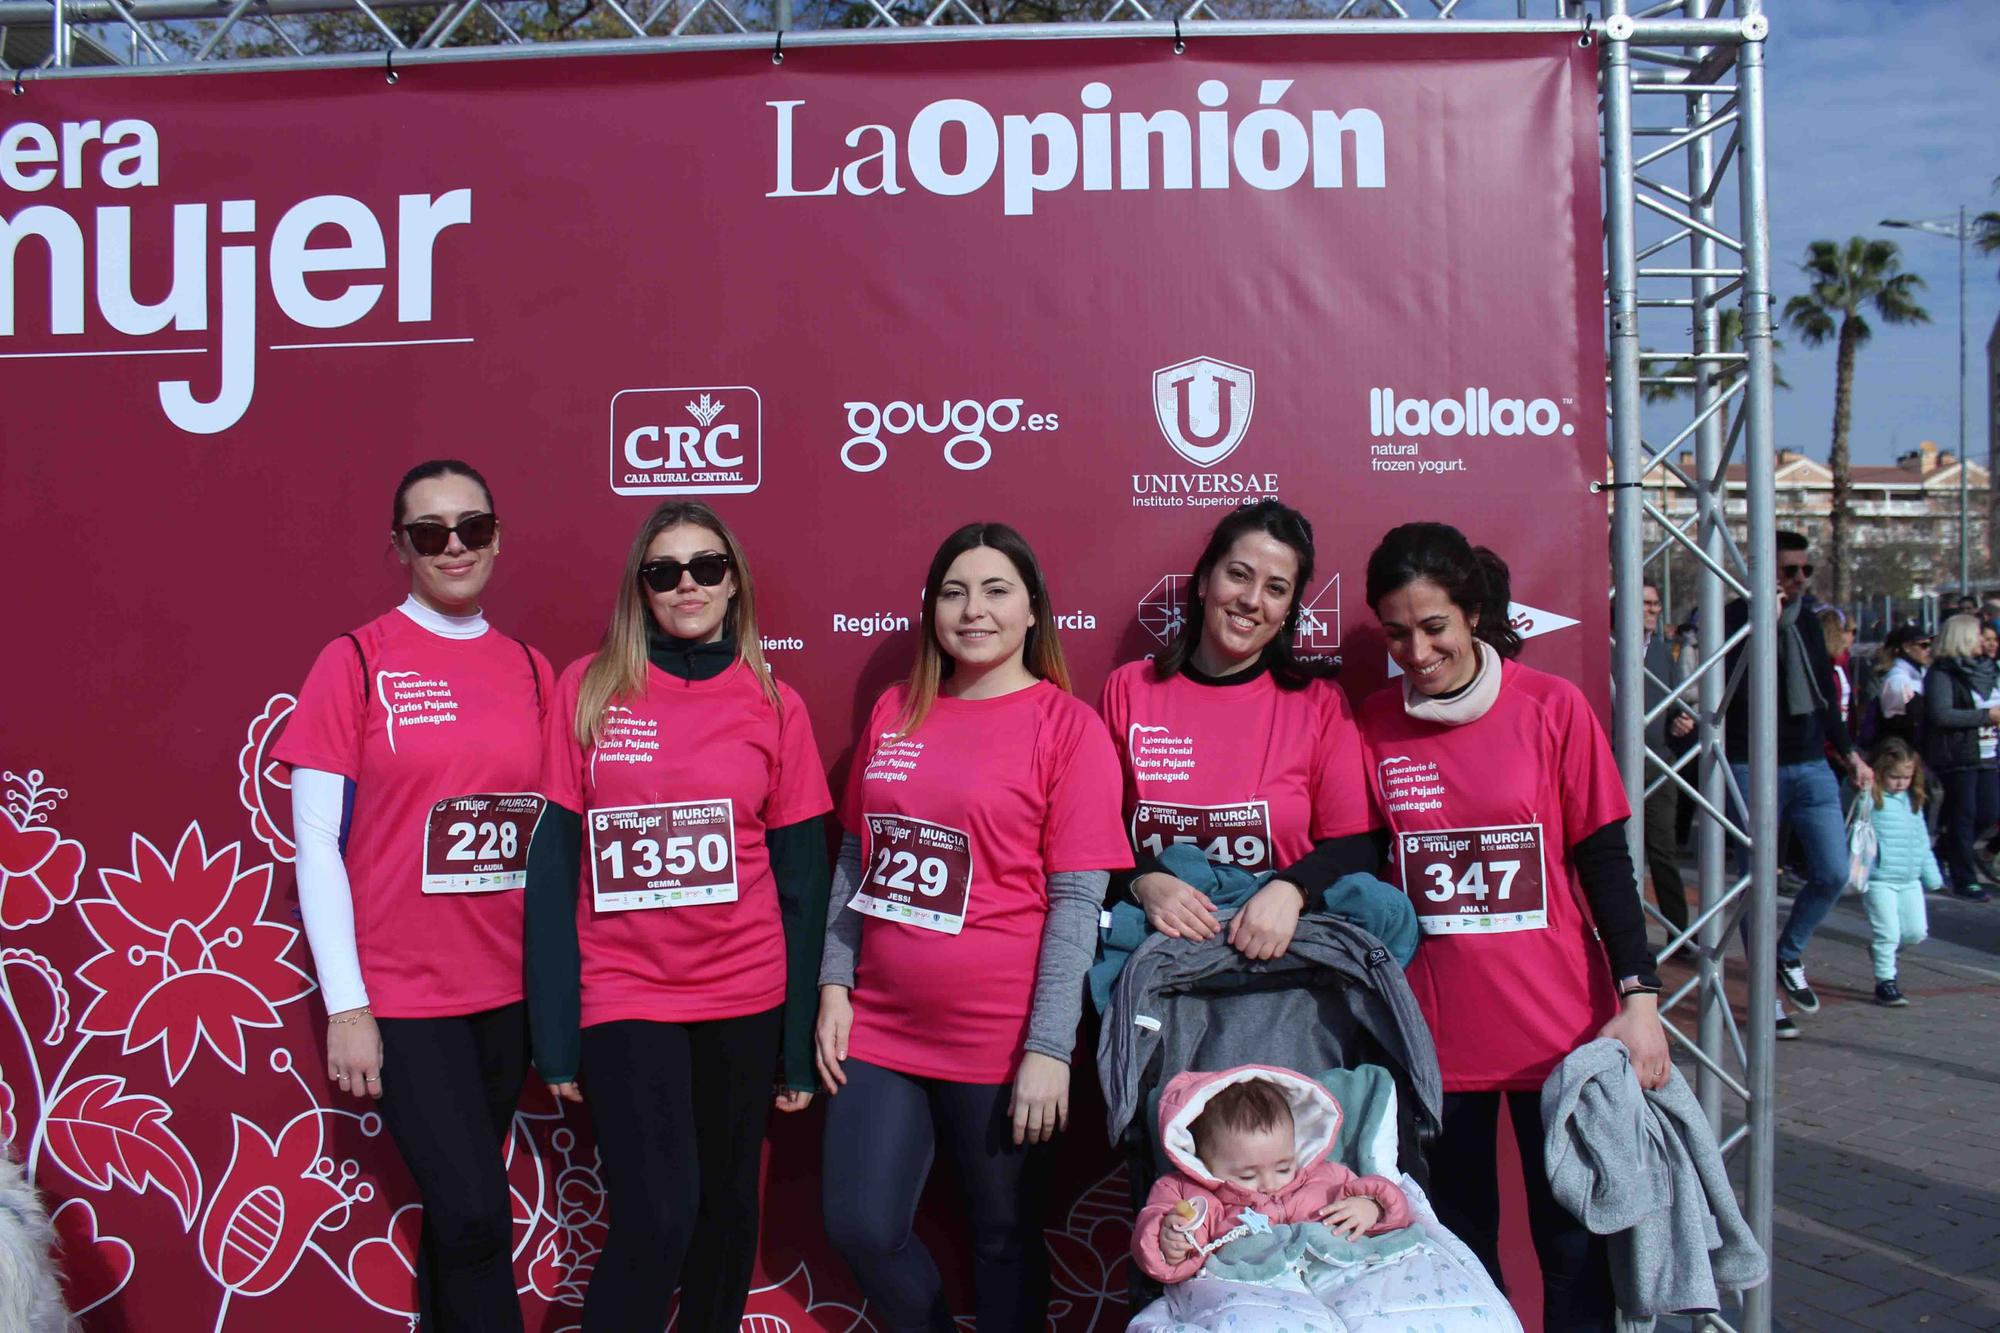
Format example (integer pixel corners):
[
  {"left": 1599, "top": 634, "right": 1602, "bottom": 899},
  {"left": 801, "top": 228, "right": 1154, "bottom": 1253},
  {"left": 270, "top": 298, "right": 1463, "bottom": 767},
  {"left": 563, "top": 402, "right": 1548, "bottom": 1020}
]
[{"left": 1882, "top": 210, "right": 1971, "bottom": 597}]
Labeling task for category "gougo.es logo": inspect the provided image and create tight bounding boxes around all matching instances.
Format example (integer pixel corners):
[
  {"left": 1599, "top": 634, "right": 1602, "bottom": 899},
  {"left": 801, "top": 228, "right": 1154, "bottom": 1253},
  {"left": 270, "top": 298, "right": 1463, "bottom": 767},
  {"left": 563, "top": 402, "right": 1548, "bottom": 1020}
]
[{"left": 840, "top": 396, "right": 1059, "bottom": 473}]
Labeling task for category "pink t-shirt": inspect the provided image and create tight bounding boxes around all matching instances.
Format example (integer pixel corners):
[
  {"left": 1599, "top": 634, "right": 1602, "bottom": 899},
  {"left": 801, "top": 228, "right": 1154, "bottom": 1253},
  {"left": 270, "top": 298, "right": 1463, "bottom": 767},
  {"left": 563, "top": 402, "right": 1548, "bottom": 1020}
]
[
  {"left": 541, "top": 657, "right": 832, "bottom": 1028},
  {"left": 276, "top": 611, "right": 553, "bottom": 1019},
  {"left": 1357, "top": 660, "right": 1630, "bottom": 1092},
  {"left": 1099, "top": 662, "right": 1377, "bottom": 874},
  {"left": 839, "top": 680, "right": 1134, "bottom": 1083}
]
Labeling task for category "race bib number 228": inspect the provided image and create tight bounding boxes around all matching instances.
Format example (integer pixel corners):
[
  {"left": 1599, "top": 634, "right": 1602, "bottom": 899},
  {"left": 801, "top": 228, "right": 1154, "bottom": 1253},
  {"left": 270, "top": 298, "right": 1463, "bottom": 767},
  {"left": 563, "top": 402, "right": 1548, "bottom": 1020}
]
[{"left": 1398, "top": 823, "right": 1547, "bottom": 935}]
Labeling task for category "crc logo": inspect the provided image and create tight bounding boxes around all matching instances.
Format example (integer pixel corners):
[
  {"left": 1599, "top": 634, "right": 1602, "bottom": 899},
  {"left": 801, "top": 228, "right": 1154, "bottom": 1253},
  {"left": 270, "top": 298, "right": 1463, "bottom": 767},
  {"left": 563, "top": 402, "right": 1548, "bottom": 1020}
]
[
  {"left": 841, "top": 398, "right": 1059, "bottom": 474},
  {"left": 1153, "top": 356, "right": 1255, "bottom": 468},
  {"left": 611, "top": 386, "right": 761, "bottom": 495},
  {"left": 1293, "top": 574, "right": 1340, "bottom": 653},
  {"left": 1138, "top": 574, "right": 1195, "bottom": 646}
]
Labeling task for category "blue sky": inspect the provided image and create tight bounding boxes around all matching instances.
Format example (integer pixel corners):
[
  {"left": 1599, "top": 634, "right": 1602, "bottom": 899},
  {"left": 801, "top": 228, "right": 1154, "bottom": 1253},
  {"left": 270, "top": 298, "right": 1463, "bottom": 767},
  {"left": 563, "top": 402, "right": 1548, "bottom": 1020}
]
[{"left": 1740, "top": 1, "right": 1999, "bottom": 466}]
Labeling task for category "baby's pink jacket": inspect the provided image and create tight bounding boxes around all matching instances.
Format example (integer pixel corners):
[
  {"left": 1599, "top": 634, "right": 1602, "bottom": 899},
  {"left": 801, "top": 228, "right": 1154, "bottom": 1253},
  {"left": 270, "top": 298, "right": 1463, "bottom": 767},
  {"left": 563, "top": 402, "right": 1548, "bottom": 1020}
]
[{"left": 1132, "top": 1065, "right": 1414, "bottom": 1285}]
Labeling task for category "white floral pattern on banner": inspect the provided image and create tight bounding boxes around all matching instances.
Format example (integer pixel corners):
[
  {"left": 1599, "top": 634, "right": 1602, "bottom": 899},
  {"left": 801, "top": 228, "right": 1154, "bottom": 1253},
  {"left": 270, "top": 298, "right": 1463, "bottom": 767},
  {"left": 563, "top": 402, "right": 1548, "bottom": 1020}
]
[
  {"left": 74, "top": 824, "right": 313, "bottom": 1085},
  {"left": 4, "top": 753, "right": 1141, "bottom": 1331}
]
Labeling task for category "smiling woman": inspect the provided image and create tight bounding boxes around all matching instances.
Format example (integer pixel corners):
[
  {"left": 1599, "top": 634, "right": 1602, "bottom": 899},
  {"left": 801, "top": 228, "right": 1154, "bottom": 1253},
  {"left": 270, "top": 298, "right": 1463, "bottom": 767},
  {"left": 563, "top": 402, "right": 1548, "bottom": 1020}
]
[
  {"left": 1357, "top": 521, "right": 1666, "bottom": 1333},
  {"left": 1100, "top": 499, "right": 1382, "bottom": 962},
  {"left": 273, "top": 458, "right": 554, "bottom": 1333},
  {"left": 815, "top": 521, "right": 1132, "bottom": 1333}
]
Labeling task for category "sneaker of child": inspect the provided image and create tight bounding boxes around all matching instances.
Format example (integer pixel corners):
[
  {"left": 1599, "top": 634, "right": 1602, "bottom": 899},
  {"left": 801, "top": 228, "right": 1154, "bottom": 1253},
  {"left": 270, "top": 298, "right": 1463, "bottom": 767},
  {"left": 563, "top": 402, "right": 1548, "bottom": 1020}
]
[
  {"left": 1133, "top": 1066, "right": 1413, "bottom": 1284},
  {"left": 1857, "top": 739, "right": 1935, "bottom": 1007}
]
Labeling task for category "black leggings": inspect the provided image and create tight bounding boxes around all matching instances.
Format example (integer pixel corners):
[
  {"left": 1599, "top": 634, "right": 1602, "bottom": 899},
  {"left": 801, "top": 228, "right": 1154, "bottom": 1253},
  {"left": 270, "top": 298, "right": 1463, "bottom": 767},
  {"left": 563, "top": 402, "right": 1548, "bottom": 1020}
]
[
  {"left": 820, "top": 1058, "right": 1048, "bottom": 1333},
  {"left": 1428, "top": 1090, "right": 1614, "bottom": 1333},
  {"left": 375, "top": 1001, "right": 528, "bottom": 1333},
  {"left": 579, "top": 1008, "right": 782, "bottom": 1333}
]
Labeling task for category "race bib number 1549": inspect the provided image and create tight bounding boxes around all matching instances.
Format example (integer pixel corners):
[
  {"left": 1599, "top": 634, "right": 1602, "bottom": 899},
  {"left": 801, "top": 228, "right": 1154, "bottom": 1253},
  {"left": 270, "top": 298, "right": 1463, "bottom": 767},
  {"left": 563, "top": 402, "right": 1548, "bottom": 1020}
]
[{"left": 1398, "top": 823, "right": 1547, "bottom": 935}]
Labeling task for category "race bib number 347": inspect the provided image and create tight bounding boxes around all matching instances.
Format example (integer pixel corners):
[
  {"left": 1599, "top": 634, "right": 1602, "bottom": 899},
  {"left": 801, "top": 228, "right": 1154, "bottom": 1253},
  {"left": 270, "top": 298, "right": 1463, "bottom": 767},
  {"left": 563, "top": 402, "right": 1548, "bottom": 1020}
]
[
  {"left": 1398, "top": 823, "right": 1547, "bottom": 935},
  {"left": 423, "top": 793, "right": 547, "bottom": 893},
  {"left": 850, "top": 814, "right": 974, "bottom": 936},
  {"left": 589, "top": 799, "right": 739, "bottom": 912}
]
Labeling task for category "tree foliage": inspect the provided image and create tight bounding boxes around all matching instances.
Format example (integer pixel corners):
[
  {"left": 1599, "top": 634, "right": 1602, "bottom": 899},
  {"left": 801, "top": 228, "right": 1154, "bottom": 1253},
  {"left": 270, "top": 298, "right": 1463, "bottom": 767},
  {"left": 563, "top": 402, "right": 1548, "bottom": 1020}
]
[{"left": 1782, "top": 237, "right": 1930, "bottom": 605}]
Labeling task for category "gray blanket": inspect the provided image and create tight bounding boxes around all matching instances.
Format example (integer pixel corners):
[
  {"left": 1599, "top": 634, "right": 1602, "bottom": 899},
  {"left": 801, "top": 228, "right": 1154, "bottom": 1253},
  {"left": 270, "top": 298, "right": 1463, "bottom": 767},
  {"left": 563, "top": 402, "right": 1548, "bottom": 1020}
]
[{"left": 1543, "top": 1038, "right": 1768, "bottom": 1330}]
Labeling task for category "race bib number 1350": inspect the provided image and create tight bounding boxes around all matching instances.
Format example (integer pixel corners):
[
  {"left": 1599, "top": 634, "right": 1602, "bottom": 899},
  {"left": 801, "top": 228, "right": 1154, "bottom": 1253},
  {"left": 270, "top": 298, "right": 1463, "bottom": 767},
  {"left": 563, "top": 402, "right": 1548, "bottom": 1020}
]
[
  {"left": 589, "top": 799, "right": 739, "bottom": 912},
  {"left": 1398, "top": 823, "right": 1547, "bottom": 935}
]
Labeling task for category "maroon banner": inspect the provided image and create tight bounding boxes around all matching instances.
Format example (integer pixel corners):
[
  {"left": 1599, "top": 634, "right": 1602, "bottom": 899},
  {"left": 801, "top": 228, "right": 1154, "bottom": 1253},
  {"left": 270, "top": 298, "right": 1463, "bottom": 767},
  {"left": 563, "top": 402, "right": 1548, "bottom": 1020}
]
[{"left": 0, "top": 32, "right": 1604, "bottom": 1331}]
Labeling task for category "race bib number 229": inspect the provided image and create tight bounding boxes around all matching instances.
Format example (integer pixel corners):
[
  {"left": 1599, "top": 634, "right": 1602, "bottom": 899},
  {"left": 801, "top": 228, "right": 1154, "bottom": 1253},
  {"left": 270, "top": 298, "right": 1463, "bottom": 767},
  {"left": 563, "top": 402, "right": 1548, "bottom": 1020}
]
[{"left": 1398, "top": 823, "right": 1547, "bottom": 935}]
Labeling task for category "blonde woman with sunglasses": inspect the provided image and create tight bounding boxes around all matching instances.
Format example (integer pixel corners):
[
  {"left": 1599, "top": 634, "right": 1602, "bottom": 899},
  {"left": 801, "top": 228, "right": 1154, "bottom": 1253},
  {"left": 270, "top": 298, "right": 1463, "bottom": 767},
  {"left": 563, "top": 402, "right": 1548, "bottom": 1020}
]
[
  {"left": 277, "top": 459, "right": 553, "bottom": 1332},
  {"left": 525, "top": 500, "right": 833, "bottom": 1333}
]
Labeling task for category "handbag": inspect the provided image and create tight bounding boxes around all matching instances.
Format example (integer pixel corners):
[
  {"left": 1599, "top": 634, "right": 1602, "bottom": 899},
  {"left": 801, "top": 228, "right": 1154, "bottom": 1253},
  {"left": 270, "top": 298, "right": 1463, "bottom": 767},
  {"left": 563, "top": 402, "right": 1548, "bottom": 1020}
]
[{"left": 1845, "top": 793, "right": 1878, "bottom": 894}]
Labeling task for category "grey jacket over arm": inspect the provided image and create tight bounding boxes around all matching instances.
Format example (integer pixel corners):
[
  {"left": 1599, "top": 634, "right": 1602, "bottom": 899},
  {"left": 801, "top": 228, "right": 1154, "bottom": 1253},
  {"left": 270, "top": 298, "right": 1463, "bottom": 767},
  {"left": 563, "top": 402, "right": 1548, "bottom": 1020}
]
[{"left": 1542, "top": 1038, "right": 1767, "bottom": 1329}]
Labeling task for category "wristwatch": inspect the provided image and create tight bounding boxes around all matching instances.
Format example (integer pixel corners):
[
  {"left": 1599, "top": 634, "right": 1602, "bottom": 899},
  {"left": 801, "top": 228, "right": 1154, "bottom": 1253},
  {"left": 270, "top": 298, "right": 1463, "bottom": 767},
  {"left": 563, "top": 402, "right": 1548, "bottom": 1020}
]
[{"left": 1617, "top": 974, "right": 1663, "bottom": 997}]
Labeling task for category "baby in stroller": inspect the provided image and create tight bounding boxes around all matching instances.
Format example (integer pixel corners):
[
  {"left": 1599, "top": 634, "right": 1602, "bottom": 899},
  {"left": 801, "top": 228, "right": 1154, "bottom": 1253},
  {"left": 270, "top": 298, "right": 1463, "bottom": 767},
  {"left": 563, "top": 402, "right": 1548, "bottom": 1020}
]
[
  {"left": 1136, "top": 1066, "right": 1413, "bottom": 1281},
  {"left": 1099, "top": 904, "right": 1521, "bottom": 1333}
]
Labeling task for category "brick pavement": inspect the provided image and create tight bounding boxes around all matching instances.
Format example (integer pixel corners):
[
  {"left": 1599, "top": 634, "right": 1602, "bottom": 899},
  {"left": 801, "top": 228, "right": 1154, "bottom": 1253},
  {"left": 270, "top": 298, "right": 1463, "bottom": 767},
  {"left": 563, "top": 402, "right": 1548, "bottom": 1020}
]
[{"left": 1651, "top": 885, "right": 2000, "bottom": 1331}]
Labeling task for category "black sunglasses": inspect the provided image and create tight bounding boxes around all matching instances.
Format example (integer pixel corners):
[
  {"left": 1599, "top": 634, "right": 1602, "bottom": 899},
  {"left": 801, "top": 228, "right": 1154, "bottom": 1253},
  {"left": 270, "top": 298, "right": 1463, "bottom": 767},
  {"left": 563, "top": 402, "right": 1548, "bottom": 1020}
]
[
  {"left": 1779, "top": 561, "right": 1814, "bottom": 578},
  {"left": 639, "top": 554, "right": 732, "bottom": 592},
  {"left": 402, "top": 513, "right": 498, "bottom": 557}
]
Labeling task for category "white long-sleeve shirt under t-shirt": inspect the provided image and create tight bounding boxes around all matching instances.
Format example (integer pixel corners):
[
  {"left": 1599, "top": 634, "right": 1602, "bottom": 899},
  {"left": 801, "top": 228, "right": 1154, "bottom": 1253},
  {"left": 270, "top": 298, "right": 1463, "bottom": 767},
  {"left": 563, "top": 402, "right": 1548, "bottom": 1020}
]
[{"left": 291, "top": 596, "right": 488, "bottom": 1014}]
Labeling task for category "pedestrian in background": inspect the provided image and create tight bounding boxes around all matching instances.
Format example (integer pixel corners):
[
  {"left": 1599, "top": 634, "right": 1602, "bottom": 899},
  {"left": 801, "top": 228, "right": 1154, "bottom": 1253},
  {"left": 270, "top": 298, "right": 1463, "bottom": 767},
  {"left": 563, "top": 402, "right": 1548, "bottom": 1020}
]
[{"left": 1920, "top": 614, "right": 1997, "bottom": 903}]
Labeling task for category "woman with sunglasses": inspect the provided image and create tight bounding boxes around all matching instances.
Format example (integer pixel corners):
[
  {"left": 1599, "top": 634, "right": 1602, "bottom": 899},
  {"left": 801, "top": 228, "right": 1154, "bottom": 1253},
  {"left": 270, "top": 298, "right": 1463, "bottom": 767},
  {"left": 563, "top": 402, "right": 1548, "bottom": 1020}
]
[
  {"left": 525, "top": 501, "right": 833, "bottom": 1333},
  {"left": 815, "top": 522, "right": 1131, "bottom": 1333},
  {"left": 1100, "top": 500, "right": 1379, "bottom": 959},
  {"left": 276, "top": 459, "right": 551, "bottom": 1333}
]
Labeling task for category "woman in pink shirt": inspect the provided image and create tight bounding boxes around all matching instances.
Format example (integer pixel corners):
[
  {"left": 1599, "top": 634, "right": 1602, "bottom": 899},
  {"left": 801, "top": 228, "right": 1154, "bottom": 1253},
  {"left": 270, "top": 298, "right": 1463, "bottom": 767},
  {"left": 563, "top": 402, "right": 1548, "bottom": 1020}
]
[
  {"left": 1100, "top": 500, "right": 1380, "bottom": 956},
  {"left": 1356, "top": 522, "right": 1668, "bottom": 1331},
  {"left": 815, "top": 522, "right": 1132, "bottom": 1333},
  {"left": 278, "top": 459, "right": 553, "bottom": 1333},
  {"left": 525, "top": 501, "right": 834, "bottom": 1332}
]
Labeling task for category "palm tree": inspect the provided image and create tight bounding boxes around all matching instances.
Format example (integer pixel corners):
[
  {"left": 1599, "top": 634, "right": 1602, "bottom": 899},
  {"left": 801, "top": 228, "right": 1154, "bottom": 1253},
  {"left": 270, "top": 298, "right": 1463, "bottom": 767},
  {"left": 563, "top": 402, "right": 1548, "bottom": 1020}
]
[
  {"left": 1782, "top": 238, "right": 1930, "bottom": 606},
  {"left": 1641, "top": 307, "right": 1788, "bottom": 448}
]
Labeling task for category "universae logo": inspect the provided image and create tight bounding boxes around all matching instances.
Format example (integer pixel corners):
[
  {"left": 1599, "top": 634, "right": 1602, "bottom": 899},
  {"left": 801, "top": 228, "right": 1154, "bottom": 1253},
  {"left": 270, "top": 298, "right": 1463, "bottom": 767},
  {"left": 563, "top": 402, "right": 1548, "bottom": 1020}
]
[
  {"left": 1153, "top": 356, "right": 1255, "bottom": 467},
  {"left": 611, "top": 385, "right": 762, "bottom": 495}
]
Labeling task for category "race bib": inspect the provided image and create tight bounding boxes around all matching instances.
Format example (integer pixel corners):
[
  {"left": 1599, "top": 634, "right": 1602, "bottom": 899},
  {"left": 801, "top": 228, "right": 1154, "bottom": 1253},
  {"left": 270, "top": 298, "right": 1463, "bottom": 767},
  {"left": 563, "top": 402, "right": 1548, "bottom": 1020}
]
[
  {"left": 1397, "top": 823, "right": 1547, "bottom": 935},
  {"left": 849, "top": 813, "right": 974, "bottom": 936},
  {"left": 1130, "top": 800, "right": 1273, "bottom": 874},
  {"left": 588, "top": 799, "right": 739, "bottom": 912},
  {"left": 422, "top": 793, "right": 546, "bottom": 893}
]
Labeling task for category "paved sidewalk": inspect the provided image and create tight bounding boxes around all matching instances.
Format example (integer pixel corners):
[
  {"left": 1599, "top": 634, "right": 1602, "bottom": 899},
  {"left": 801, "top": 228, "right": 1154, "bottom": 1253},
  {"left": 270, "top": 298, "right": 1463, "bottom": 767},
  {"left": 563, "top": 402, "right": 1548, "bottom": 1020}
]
[
  {"left": 1656, "top": 886, "right": 2000, "bottom": 1331},
  {"left": 1758, "top": 888, "right": 2000, "bottom": 1332}
]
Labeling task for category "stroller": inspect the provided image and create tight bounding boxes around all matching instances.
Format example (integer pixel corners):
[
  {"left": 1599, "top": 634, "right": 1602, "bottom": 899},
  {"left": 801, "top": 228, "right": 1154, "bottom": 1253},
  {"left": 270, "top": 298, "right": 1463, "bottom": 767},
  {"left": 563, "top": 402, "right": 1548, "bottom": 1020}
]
[{"left": 1096, "top": 908, "right": 1522, "bottom": 1333}]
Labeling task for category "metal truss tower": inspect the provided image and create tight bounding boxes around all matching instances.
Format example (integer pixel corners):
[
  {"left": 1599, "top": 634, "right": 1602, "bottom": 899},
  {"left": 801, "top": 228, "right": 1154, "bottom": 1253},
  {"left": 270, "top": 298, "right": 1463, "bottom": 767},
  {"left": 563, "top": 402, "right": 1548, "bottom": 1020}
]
[{"left": 0, "top": 2, "right": 1781, "bottom": 1329}]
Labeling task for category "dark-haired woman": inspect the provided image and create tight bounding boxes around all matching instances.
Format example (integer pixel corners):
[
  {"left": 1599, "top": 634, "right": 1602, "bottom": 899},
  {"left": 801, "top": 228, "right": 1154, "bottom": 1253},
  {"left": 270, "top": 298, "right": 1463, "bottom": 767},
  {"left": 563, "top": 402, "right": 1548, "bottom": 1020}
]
[
  {"left": 1101, "top": 499, "right": 1379, "bottom": 958},
  {"left": 277, "top": 460, "right": 552, "bottom": 1332},
  {"left": 1356, "top": 522, "right": 1666, "bottom": 1332},
  {"left": 524, "top": 501, "right": 833, "bottom": 1332},
  {"left": 815, "top": 523, "right": 1132, "bottom": 1333}
]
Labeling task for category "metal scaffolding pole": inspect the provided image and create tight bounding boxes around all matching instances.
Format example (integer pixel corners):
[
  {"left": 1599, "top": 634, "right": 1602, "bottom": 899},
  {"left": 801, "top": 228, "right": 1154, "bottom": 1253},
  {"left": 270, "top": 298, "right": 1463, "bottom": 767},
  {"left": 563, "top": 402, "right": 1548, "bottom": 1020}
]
[{"left": 1734, "top": 5, "right": 1778, "bottom": 1330}]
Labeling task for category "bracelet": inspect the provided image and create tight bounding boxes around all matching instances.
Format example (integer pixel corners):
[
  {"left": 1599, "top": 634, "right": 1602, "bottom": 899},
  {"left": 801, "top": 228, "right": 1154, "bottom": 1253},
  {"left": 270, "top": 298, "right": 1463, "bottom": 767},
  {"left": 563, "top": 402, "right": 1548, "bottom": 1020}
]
[{"left": 328, "top": 1009, "right": 373, "bottom": 1026}]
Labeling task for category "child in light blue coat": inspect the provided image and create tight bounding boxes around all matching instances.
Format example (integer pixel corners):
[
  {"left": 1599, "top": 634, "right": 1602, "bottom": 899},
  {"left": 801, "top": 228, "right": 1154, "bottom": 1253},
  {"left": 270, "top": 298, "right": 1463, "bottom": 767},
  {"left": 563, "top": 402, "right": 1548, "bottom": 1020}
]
[{"left": 1861, "top": 738, "right": 1938, "bottom": 1006}]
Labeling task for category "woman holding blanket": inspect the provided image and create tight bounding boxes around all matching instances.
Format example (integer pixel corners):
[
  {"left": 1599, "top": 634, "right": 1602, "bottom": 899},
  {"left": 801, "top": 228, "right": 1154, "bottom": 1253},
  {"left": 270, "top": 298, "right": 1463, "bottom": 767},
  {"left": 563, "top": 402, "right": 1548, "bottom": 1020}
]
[
  {"left": 1100, "top": 500, "right": 1380, "bottom": 957},
  {"left": 815, "top": 522, "right": 1131, "bottom": 1333},
  {"left": 524, "top": 501, "right": 833, "bottom": 1333},
  {"left": 1356, "top": 522, "right": 1667, "bottom": 1333}
]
